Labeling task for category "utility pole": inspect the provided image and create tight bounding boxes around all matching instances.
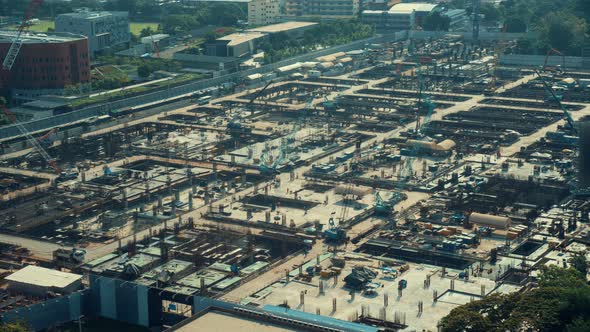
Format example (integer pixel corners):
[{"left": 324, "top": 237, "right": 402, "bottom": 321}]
[{"left": 472, "top": 0, "right": 481, "bottom": 42}]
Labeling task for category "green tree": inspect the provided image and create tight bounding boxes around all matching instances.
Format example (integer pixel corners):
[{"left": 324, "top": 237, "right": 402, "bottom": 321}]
[
  {"left": 441, "top": 264, "right": 590, "bottom": 332},
  {"left": 570, "top": 252, "right": 588, "bottom": 278},
  {"left": 137, "top": 64, "right": 153, "bottom": 79},
  {"left": 140, "top": 27, "right": 154, "bottom": 38},
  {"left": 480, "top": 3, "right": 501, "bottom": 22},
  {"left": 0, "top": 322, "right": 28, "bottom": 332},
  {"left": 504, "top": 17, "right": 527, "bottom": 33},
  {"left": 440, "top": 307, "right": 492, "bottom": 332},
  {"left": 535, "top": 11, "right": 588, "bottom": 56},
  {"left": 422, "top": 12, "right": 451, "bottom": 31}
]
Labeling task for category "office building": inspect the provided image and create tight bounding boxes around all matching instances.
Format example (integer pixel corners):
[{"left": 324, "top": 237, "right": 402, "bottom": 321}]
[
  {"left": 0, "top": 31, "right": 90, "bottom": 103},
  {"left": 248, "top": 0, "right": 281, "bottom": 26},
  {"left": 56, "top": 10, "right": 130, "bottom": 55},
  {"left": 285, "top": 0, "right": 361, "bottom": 19}
]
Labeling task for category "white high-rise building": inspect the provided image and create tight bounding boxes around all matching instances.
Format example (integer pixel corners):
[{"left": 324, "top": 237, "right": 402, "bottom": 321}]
[{"left": 248, "top": 0, "right": 280, "bottom": 26}]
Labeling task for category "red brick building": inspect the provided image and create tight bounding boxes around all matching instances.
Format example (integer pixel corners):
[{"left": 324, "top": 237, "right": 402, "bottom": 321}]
[{"left": 0, "top": 31, "right": 90, "bottom": 101}]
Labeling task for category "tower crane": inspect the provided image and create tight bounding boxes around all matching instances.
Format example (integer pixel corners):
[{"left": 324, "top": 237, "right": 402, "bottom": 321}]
[
  {"left": 1, "top": 106, "right": 61, "bottom": 174},
  {"left": 2, "top": 0, "right": 44, "bottom": 71}
]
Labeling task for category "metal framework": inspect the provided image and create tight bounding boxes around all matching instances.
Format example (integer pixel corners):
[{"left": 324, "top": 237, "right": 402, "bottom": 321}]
[{"left": 2, "top": 0, "right": 44, "bottom": 71}]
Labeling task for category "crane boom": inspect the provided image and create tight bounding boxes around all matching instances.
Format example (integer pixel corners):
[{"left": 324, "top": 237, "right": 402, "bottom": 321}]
[
  {"left": 247, "top": 79, "right": 273, "bottom": 114},
  {"left": 2, "top": 0, "right": 44, "bottom": 71},
  {"left": 543, "top": 48, "right": 565, "bottom": 72},
  {"left": 1, "top": 106, "right": 61, "bottom": 174},
  {"left": 534, "top": 69, "right": 576, "bottom": 134}
]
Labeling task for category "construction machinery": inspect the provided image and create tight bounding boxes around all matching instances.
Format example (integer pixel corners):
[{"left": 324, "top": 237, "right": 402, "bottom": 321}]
[
  {"left": 391, "top": 68, "right": 436, "bottom": 203},
  {"left": 150, "top": 34, "right": 161, "bottom": 58},
  {"left": 246, "top": 79, "right": 273, "bottom": 115},
  {"left": 2, "top": 0, "right": 44, "bottom": 71},
  {"left": 543, "top": 48, "right": 565, "bottom": 73},
  {"left": 1, "top": 106, "right": 61, "bottom": 174},
  {"left": 324, "top": 216, "right": 347, "bottom": 243},
  {"left": 258, "top": 144, "right": 285, "bottom": 174},
  {"left": 375, "top": 192, "right": 394, "bottom": 215},
  {"left": 534, "top": 69, "right": 577, "bottom": 134}
]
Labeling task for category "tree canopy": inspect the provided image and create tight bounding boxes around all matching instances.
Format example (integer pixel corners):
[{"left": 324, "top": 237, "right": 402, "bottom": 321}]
[
  {"left": 422, "top": 12, "right": 451, "bottom": 31},
  {"left": 446, "top": 0, "right": 590, "bottom": 55},
  {"left": 440, "top": 263, "right": 590, "bottom": 332},
  {"left": 262, "top": 20, "right": 374, "bottom": 64}
]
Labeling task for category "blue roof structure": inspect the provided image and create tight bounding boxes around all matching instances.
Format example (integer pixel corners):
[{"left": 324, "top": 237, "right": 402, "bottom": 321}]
[{"left": 263, "top": 305, "right": 380, "bottom": 332}]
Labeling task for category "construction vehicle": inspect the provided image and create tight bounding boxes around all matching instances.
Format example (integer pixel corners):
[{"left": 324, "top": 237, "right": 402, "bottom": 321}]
[
  {"left": 375, "top": 192, "right": 394, "bottom": 215},
  {"left": 1, "top": 105, "right": 61, "bottom": 174},
  {"left": 2, "top": 0, "right": 44, "bottom": 70},
  {"left": 321, "top": 95, "right": 337, "bottom": 113},
  {"left": 324, "top": 216, "right": 347, "bottom": 243},
  {"left": 228, "top": 80, "right": 273, "bottom": 136}
]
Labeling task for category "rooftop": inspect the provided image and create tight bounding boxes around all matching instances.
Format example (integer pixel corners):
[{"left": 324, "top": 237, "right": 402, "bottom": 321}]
[
  {"left": 57, "top": 11, "right": 128, "bottom": 20},
  {"left": 0, "top": 31, "right": 87, "bottom": 44},
  {"left": 6, "top": 266, "right": 82, "bottom": 288},
  {"left": 247, "top": 21, "right": 318, "bottom": 34},
  {"left": 176, "top": 311, "right": 295, "bottom": 332},
  {"left": 389, "top": 3, "right": 438, "bottom": 14},
  {"left": 218, "top": 32, "right": 266, "bottom": 46}
]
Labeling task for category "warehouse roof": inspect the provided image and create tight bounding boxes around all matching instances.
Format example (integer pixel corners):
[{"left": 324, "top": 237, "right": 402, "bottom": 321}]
[
  {"left": 469, "top": 213, "right": 511, "bottom": 229},
  {"left": 6, "top": 266, "right": 82, "bottom": 289},
  {"left": 247, "top": 21, "right": 318, "bottom": 34},
  {"left": 389, "top": 3, "right": 438, "bottom": 14},
  {"left": 218, "top": 32, "right": 265, "bottom": 46},
  {"left": 406, "top": 139, "right": 456, "bottom": 151}
]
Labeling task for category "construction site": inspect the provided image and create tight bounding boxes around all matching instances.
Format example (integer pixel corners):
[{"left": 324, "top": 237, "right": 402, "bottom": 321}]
[{"left": 0, "top": 32, "right": 589, "bottom": 332}]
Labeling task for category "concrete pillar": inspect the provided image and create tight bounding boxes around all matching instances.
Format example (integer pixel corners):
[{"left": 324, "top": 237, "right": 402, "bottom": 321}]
[{"left": 122, "top": 189, "right": 128, "bottom": 210}]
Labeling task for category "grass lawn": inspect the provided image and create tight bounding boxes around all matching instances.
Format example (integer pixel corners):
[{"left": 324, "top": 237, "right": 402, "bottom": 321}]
[
  {"left": 130, "top": 22, "right": 160, "bottom": 36},
  {"left": 8, "top": 20, "right": 158, "bottom": 37},
  {"left": 9, "top": 19, "right": 54, "bottom": 32}
]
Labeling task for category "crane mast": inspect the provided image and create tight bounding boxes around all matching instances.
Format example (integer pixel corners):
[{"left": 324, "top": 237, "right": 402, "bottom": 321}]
[{"left": 2, "top": 0, "right": 44, "bottom": 71}]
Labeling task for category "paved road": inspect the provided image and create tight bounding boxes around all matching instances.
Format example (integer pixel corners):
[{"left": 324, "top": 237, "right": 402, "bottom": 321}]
[{"left": 0, "top": 233, "right": 62, "bottom": 260}]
